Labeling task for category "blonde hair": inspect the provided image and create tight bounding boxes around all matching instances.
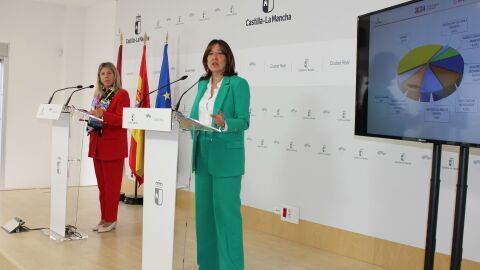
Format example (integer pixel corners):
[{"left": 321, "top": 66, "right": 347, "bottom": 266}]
[{"left": 95, "top": 62, "right": 122, "bottom": 96}]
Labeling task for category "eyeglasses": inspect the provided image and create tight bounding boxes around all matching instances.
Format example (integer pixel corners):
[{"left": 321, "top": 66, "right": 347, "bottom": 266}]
[{"left": 208, "top": 51, "right": 225, "bottom": 57}]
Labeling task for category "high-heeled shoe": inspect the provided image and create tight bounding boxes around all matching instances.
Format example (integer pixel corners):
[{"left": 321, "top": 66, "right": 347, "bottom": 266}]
[
  {"left": 98, "top": 222, "right": 116, "bottom": 233},
  {"left": 92, "top": 221, "right": 105, "bottom": 231}
]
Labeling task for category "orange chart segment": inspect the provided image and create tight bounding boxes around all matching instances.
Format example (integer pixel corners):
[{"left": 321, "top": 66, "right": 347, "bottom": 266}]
[
  {"left": 430, "top": 65, "right": 461, "bottom": 88},
  {"left": 429, "top": 65, "right": 462, "bottom": 101},
  {"left": 400, "top": 66, "right": 426, "bottom": 100}
]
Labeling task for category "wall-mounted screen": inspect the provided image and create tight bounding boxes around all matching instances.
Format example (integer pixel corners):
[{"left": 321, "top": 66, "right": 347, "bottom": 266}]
[{"left": 356, "top": 0, "right": 480, "bottom": 147}]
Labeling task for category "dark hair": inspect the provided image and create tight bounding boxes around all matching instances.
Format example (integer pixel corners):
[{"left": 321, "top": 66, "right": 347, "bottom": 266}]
[{"left": 202, "top": 39, "right": 237, "bottom": 79}]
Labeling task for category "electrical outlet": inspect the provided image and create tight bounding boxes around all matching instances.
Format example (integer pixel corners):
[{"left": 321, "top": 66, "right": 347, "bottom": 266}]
[{"left": 280, "top": 205, "right": 299, "bottom": 224}]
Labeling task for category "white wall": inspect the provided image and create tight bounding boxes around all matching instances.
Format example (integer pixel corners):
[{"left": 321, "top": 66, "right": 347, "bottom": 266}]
[
  {"left": 78, "top": 1, "right": 118, "bottom": 186},
  {"left": 0, "top": 0, "right": 77, "bottom": 188},
  {"left": 0, "top": 0, "right": 115, "bottom": 188}
]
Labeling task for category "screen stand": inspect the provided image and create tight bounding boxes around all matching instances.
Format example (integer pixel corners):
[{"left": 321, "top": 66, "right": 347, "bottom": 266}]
[
  {"left": 424, "top": 144, "right": 470, "bottom": 270},
  {"left": 424, "top": 143, "right": 442, "bottom": 270},
  {"left": 450, "top": 146, "right": 469, "bottom": 270}
]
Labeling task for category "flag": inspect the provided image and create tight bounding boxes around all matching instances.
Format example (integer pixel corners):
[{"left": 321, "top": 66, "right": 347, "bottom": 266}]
[
  {"left": 116, "top": 43, "right": 123, "bottom": 83},
  {"left": 155, "top": 43, "right": 171, "bottom": 108},
  {"left": 129, "top": 44, "right": 150, "bottom": 186}
]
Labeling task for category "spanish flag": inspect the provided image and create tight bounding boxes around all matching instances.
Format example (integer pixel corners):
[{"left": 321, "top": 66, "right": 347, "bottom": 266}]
[{"left": 129, "top": 44, "right": 150, "bottom": 186}]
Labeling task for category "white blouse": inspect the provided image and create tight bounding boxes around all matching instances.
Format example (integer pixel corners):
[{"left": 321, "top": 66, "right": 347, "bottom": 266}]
[{"left": 198, "top": 78, "right": 223, "bottom": 127}]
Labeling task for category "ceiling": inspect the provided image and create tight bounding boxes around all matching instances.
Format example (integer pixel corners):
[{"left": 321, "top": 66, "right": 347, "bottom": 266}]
[{"left": 29, "top": 0, "right": 115, "bottom": 8}]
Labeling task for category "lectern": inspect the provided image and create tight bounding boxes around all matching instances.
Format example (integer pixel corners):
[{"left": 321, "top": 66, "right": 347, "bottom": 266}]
[
  {"left": 36, "top": 104, "right": 97, "bottom": 241},
  {"left": 122, "top": 108, "right": 219, "bottom": 270}
]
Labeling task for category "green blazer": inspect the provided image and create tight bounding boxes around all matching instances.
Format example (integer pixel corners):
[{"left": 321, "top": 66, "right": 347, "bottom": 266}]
[{"left": 190, "top": 75, "right": 250, "bottom": 177}]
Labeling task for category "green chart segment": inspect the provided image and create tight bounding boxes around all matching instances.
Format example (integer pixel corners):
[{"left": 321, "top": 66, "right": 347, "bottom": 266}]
[{"left": 397, "top": 44, "right": 464, "bottom": 102}]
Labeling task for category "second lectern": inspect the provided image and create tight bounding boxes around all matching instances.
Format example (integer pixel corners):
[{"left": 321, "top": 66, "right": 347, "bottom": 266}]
[{"left": 123, "top": 108, "right": 219, "bottom": 270}]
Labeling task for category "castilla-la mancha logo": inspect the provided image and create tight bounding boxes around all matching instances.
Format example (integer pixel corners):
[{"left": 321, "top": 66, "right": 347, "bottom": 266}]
[
  {"left": 246, "top": 0, "right": 292, "bottom": 27},
  {"left": 126, "top": 14, "right": 149, "bottom": 44},
  {"left": 135, "top": 15, "right": 141, "bottom": 35},
  {"left": 263, "top": 0, "right": 274, "bottom": 13}
]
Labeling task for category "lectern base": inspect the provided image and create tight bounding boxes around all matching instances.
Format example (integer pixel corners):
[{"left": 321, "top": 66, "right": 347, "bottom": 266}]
[
  {"left": 43, "top": 225, "right": 88, "bottom": 242},
  {"left": 123, "top": 195, "right": 143, "bottom": 205}
]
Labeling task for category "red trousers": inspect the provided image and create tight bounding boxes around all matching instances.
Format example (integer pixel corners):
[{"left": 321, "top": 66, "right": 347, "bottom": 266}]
[{"left": 93, "top": 159, "right": 124, "bottom": 222}]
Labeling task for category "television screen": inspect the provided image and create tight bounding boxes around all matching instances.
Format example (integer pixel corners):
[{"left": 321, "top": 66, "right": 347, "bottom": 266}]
[{"left": 355, "top": 0, "right": 480, "bottom": 147}]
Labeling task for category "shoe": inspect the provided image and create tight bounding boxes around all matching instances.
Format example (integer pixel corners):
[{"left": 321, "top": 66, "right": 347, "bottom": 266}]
[
  {"left": 92, "top": 220, "right": 105, "bottom": 231},
  {"left": 98, "top": 222, "right": 116, "bottom": 233}
]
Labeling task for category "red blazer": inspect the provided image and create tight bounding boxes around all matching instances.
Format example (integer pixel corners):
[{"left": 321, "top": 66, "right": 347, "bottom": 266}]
[{"left": 88, "top": 89, "right": 130, "bottom": 160}]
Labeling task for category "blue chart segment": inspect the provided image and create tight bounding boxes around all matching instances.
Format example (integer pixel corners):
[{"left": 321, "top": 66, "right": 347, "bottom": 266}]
[
  {"left": 397, "top": 45, "right": 464, "bottom": 102},
  {"left": 421, "top": 66, "right": 444, "bottom": 101},
  {"left": 431, "top": 55, "right": 464, "bottom": 73}
]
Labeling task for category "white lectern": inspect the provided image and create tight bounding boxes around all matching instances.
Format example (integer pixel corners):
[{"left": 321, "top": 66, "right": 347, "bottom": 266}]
[
  {"left": 123, "top": 108, "right": 179, "bottom": 270},
  {"left": 123, "top": 108, "right": 220, "bottom": 269},
  {"left": 36, "top": 104, "right": 92, "bottom": 241}
]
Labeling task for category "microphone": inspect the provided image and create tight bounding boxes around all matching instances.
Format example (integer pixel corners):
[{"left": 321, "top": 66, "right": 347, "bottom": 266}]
[
  {"left": 48, "top": 85, "right": 83, "bottom": 104},
  {"left": 138, "top": 75, "right": 188, "bottom": 108},
  {"left": 173, "top": 76, "right": 205, "bottom": 112},
  {"left": 64, "top": 85, "right": 94, "bottom": 106}
]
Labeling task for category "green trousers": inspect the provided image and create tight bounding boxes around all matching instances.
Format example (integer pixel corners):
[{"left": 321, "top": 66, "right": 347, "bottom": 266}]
[{"left": 195, "top": 134, "right": 244, "bottom": 270}]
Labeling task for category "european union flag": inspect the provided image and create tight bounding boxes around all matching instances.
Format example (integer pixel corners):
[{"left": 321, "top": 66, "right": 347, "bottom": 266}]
[{"left": 155, "top": 43, "right": 171, "bottom": 108}]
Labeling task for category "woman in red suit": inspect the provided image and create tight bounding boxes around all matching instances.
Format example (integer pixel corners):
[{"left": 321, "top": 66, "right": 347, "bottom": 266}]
[{"left": 88, "top": 62, "right": 130, "bottom": 233}]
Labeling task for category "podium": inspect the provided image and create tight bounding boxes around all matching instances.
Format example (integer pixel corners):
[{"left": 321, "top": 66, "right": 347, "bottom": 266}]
[
  {"left": 36, "top": 104, "right": 96, "bottom": 241},
  {"left": 122, "top": 108, "right": 219, "bottom": 270}
]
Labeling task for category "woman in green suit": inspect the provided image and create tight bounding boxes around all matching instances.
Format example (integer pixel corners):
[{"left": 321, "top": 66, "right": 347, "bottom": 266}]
[{"left": 190, "top": 39, "right": 250, "bottom": 270}]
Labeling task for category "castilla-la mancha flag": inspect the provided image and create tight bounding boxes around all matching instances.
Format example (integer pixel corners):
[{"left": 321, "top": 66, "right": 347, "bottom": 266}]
[{"left": 129, "top": 44, "right": 150, "bottom": 186}]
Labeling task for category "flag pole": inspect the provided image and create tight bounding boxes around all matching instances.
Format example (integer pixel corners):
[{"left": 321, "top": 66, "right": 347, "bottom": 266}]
[
  {"left": 124, "top": 179, "right": 143, "bottom": 204},
  {"left": 116, "top": 31, "right": 127, "bottom": 202}
]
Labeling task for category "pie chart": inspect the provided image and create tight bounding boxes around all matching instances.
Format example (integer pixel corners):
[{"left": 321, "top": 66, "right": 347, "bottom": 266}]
[{"left": 397, "top": 44, "right": 464, "bottom": 102}]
